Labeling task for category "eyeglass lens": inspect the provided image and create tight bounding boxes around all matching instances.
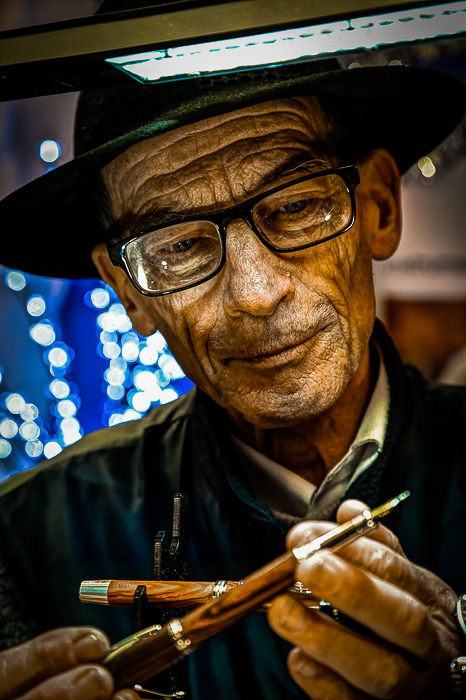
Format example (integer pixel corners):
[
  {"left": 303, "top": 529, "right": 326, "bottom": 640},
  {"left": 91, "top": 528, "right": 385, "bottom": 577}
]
[{"left": 125, "top": 172, "right": 352, "bottom": 294}]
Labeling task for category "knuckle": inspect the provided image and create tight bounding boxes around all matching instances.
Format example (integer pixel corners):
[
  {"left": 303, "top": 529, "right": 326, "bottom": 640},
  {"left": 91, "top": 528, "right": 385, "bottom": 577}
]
[
  {"left": 29, "top": 629, "right": 76, "bottom": 679},
  {"left": 300, "top": 612, "right": 335, "bottom": 658},
  {"left": 288, "top": 522, "right": 332, "bottom": 549},
  {"left": 386, "top": 531, "right": 405, "bottom": 558},
  {"left": 288, "top": 647, "right": 320, "bottom": 680},
  {"left": 34, "top": 666, "right": 113, "bottom": 700},
  {"left": 371, "top": 654, "right": 423, "bottom": 699},
  {"left": 402, "top": 605, "right": 439, "bottom": 660}
]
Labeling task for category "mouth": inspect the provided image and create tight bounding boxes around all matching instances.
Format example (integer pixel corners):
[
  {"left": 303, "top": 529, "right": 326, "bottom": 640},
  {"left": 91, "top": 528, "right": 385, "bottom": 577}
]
[{"left": 223, "top": 333, "right": 320, "bottom": 369}]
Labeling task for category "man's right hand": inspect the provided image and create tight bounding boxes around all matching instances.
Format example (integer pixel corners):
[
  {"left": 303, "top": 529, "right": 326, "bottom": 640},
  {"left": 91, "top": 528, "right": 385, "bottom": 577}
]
[{"left": 0, "top": 627, "right": 140, "bottom": 700}]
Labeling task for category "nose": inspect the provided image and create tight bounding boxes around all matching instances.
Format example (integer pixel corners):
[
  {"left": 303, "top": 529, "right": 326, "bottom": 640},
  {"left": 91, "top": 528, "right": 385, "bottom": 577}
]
[{"left": 222, "top": 219, "right": 295, "bottom": 317}]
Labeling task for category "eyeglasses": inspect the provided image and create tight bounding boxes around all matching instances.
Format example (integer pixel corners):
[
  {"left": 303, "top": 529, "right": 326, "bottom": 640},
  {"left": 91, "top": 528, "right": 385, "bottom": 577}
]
[{"left": 107, "top": 164, "right": 360, "bottom": 297}]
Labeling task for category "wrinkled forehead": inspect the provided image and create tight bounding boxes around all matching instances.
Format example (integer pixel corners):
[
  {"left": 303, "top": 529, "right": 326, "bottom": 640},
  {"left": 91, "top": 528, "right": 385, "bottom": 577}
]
[{"left": 100, "top": 95, "right": 337, "bottom": 190}]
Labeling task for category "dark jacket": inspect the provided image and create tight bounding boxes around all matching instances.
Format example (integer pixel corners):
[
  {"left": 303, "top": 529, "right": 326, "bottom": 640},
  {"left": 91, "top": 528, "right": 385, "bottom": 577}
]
[{"left": 0, "top": 321, "right": 465, "bottom": 699}]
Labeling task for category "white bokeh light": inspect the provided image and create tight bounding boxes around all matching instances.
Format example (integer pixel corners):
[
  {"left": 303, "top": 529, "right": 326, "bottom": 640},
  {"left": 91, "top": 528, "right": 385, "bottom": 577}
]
[
  {"left": 39, "top": 139, "right": 61, "bottom": 163},
  {"left": 30, "top": 322, "right": 56, "bottom": 346},
  {"left": 100, "top": 330, "right": 117, "bottom": 344},
  {"left": 27, "top": 295, "right": 46, "bottom": 317},
  {"left": 110, "top": 357, "right": 127, "bottom": 372},
  {"left": 147, "top": 331, "right": 167, "bottom": 352},
  {"left": 130, "top": 391, "right": 151, "bottom": 413},
  {"left": 158, "top": 354, "right": 185, "bottom": 380},
  {"left": 48, "top": 347, "right": 69, "bottom": 368},
  {"left": 0, "top": 419, "right": 18, "bottom": 439},
  {"left": 139, "top": 345, "right": 159, "bottom": 365},
  {"left": 63, "top": 431, "right": 82, "bottom": 446},
  {"left": 97, "top": 312, "right": 119, "bottom": 333},
  {"left": 109, "top": 413, "right": 125, "bottom": 427},
  {"left": 44, "top": 441, "right": 62, "bottom": 459},
  {"left": 49, "top": 379, "right": 70, "bottom": 399},
  {"left": 123, "top": 408, "right": 142, "bottom": 422},
  {"left": 0, "top": 439, "right": 12, "bottom": 458},
  {"left": 20, "top": 403, "right": 39, "bottom": 422},
  {"left": 122, "top": 337, "right": 140, "bottom": 361},
  {"left": 25, "top": 439, "right": 43, "bottom": 457},
  {"left": 60, "top": 417, "right": 80, "bottom": 433},
  {"left": 90, "top": 288, "right": 110, "bottom": 308},
  {"left": 160, "top": 388, "right": 179, "bottom": 404},
  {"left": 6, "top": 393, "right": 26, "bottom": 414},
  {"left": 103, "top": 342, "right": 121, "bottom": 359},
  {"left": 57, "top": 399, "right": 77, "bottom": 418},
  {"left": 5, "top": 271, "right": 26, "bottom": 291},
  {"left": 107, "top": 385, "right": 125, "bottom": 401},
  {"left": 19, "top": 422, "right": 40, "bottom": 441},
  {"left": 105, "top": 368, "right": 126, "bottom": 386}
]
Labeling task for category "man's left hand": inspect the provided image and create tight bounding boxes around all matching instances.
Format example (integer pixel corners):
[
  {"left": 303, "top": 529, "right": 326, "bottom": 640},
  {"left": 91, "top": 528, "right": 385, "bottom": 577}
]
[{"left": 267, "top": 499, "right": 460, "bottom": 699}]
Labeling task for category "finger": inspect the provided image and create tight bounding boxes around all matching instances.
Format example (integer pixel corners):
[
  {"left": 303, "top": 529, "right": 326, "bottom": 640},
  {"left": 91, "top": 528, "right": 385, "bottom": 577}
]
[
  {"left": 336, "top": 500, "right": 405, "bottom": 555},
  {"left": 287, "top": 504, "right": 404, "bottom": 555},
  {"left": 0, "top": 627, "right": 110, "bottom": 700},
  {"left": 288, "top": 648, "right": 370, "bottom": 700},
  {"left": 288, "top": 521, "right": 408, "bottom": 594},
  {"left": 269, "top": 595, "right": 426, "bottom": 698},
  {"left": 113, "top": 691, "right": 140, "bottom": 700},
  {"left": 296, "top": 528, "right": 453, "bottom": 611},
  {"left": 15, "top": 665, "right": 113, "bottom": 700},
  {"left": 295, "top": 550, "right": 442, "bottom": 663}
]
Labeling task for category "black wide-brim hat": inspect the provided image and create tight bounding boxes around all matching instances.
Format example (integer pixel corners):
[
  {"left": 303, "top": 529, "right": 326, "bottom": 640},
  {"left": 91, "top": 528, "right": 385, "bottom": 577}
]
[{"left": 1, "top": 57, "right": 465, "bottom": 279}]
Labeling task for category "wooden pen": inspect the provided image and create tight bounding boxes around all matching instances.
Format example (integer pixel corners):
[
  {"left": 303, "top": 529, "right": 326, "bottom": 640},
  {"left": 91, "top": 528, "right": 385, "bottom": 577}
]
[
  {"left": 79, "top": 578, "right": 322, "bottom": 612},
  {"left": 79, "top": 579, "right": 238, "bottom": 608},
  {"left": 102, "top": 492, "right": 409, "bottom": 689}
]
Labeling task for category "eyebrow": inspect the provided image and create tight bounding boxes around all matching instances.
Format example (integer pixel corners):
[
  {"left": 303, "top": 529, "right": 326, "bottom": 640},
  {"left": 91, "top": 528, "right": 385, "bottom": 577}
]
[{"left": 110, "top": 142, "right": 335, "bottom": 241}]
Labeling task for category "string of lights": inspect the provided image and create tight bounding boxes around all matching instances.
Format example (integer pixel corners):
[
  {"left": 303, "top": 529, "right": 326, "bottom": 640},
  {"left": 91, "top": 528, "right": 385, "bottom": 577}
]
[{"left": 0, "top": 267, "right": 193, "bottom": 480}]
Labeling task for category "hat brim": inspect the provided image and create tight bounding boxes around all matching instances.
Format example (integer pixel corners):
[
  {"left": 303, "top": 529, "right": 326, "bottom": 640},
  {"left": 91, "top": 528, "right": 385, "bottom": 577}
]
[{"left": 1, "top": 62, "right": 465, "bottom": 279}]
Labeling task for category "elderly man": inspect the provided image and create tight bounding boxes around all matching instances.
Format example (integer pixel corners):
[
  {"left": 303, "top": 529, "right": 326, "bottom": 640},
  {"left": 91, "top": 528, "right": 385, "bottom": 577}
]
[{"left": 1, "top": 36, "right": 466, "bottom": 700}]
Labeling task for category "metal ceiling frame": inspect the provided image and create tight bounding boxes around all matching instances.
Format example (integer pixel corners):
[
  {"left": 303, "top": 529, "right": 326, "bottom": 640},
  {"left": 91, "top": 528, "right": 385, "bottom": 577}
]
[{"left": 0, "top": 0, "right": 462, "bottom": 100}]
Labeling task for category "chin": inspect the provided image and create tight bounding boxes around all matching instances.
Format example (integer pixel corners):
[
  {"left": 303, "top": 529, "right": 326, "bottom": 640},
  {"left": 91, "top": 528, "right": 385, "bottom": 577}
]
[{"left": 221, "top": 375, "right": 349, "bottom": 429}]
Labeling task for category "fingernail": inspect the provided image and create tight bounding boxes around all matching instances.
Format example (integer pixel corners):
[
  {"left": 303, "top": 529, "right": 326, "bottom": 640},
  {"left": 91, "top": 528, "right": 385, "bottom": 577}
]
[
  {"left": 75, "top": 667, "right": 113, "bottom": 698},
  {"left": 294, "top": 654, "right": 319, "bottom": 679},
  {"left": 74, "top": 633, "right": 108, "bottom": 662}
]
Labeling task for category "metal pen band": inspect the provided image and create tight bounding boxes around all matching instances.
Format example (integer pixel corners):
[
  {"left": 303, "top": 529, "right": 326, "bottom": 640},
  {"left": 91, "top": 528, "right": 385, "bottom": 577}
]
[
  {"left": 79, "top": 580, "right": 111, "bottom": 604},
  {"left": 167, "top": 619, "right": 194, "bottom": 656},
  {"left": 212, "top": 580, "right": 228, "bottom": 598}
]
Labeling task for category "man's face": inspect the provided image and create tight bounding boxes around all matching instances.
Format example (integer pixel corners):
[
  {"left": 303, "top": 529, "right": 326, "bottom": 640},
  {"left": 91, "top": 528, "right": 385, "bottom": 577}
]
[{"left": 97, "top": 97, "right": 399, "bottom": 429}]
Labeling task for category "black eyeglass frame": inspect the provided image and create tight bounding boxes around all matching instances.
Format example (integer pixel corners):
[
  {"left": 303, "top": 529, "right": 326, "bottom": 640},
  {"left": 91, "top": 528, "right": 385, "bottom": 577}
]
[{"left": 107, "top": 164, "right": 361, "bottom": 297}]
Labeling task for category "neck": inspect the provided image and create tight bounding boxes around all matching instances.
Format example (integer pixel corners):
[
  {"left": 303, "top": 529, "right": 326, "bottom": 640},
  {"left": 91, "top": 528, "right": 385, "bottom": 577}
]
[{"left": 227, "top": 348, "right": 375, "bottom": 486}]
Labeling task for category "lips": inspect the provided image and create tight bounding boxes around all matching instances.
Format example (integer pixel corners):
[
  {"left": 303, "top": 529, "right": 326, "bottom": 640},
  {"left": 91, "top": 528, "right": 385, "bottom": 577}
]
[{"left": 221, "top": 333, "right": 319, "bottom": 368}]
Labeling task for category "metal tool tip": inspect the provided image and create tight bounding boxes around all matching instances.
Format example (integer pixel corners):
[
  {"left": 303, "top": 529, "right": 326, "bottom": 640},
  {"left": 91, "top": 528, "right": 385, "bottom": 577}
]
[
  {"left": 391, "top": 490, "right": 410, "bottom": 506},
  {"left": 371, "top": 491, "right": 410, "bottom": 519}
]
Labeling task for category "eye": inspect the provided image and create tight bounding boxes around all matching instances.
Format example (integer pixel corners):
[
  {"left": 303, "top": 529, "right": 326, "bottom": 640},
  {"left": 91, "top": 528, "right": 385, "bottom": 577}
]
[
  {"left": 169, "top": 238, "right": 197, "bottom": 253},
  {"left": 279, "top": 200, "right": 307, "bottom": 214}
]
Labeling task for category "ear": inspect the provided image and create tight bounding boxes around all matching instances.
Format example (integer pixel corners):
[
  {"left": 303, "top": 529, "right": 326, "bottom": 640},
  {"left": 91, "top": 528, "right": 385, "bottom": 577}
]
[
  {"left": 356, "top": 148, "right": 401, "bottom": 261},
  {"left": 91, "top": 243, "right": 158, "bottom": 337}
]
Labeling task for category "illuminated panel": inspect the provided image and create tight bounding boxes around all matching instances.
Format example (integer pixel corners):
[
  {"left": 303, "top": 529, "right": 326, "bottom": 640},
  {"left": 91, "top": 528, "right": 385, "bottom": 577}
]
[{"left": 106, "top": 2, "right": 466, "bottom": 84}]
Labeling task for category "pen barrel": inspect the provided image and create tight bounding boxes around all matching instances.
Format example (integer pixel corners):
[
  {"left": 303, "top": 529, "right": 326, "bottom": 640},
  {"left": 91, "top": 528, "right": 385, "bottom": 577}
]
[
  {"left": 80, "top": 580, "right": 239, "bottom": 607},
  {"left": 106, "top": 550, "right": 296, "bottom": 689},
  {"left": 293, "top": 510, "right": 375, "bottom": 560}
]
